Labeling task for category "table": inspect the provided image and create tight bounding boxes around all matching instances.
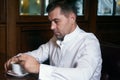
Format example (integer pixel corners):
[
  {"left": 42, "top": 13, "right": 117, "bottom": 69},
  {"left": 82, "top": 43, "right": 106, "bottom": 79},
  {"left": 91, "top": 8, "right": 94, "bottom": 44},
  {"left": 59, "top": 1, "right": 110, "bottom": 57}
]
[{"left": 0, "top": 72, "right": 38, "bottom": 80}]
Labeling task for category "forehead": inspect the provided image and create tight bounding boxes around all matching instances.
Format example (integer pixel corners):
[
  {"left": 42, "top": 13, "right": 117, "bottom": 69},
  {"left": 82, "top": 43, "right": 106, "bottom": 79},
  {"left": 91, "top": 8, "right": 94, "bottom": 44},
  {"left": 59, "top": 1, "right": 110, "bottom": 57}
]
[{"left": 48, "top": 7, "right": 64, "bottom": 20}]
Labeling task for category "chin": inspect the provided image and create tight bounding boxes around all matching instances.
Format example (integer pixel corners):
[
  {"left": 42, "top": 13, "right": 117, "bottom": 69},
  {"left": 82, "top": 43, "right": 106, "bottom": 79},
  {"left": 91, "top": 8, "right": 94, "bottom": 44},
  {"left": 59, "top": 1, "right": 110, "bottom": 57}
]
[{"left": 56, "top": 36, "right": 64, "bottom": 41}]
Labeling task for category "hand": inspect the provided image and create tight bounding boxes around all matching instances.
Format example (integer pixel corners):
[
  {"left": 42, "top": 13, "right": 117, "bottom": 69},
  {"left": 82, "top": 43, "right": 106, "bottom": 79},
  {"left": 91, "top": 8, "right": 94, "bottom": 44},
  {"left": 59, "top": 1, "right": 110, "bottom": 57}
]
[
  {"left": 4, "top": 55, "right": 19, "bottom": 72},
  {"left": 17, "top": 54, "right": 40, "bottom": 74}
]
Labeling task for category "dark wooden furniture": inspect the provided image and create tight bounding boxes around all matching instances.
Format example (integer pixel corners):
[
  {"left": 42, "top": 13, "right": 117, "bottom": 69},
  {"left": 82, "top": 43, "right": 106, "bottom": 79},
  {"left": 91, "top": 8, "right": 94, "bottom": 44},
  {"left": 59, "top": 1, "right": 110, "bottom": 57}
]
[
  {"left": 100, "top": 42, "right": 120, "bottom": 80},
  {"left": 0, "top": 72, "right": 38, "bottom": 80}
]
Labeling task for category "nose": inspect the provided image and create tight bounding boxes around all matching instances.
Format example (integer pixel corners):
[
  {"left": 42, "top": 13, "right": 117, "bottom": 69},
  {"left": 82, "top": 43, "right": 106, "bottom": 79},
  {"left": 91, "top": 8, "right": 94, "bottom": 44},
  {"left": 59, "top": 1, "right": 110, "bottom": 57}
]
[{"left": 50, "top": 21, "right": 56, "bottom": 30}]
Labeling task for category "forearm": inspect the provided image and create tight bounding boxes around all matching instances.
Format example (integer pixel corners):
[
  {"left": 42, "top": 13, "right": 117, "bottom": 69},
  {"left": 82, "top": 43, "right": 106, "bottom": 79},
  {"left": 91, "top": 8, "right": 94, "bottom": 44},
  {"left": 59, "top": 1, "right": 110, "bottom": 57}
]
[
  {"left": 39, "top": 63, "right": 100, "bottom": 80},
  {"left": 24, "top": 44, "right": 49, "bottom": 63}
]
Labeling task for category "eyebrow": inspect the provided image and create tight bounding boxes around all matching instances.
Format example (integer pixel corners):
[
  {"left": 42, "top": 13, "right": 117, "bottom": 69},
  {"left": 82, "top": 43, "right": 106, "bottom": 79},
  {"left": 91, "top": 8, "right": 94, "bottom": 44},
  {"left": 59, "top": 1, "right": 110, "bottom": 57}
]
[{"left": 50, "top": 18, "right": 60, "bottom": 22}]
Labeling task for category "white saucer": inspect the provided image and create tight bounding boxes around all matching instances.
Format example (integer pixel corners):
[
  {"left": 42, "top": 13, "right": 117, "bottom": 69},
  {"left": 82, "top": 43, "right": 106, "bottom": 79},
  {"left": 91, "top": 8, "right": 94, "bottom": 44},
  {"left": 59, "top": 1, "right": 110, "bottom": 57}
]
[{"left": 7, "top": 70, "right": 29, "bottom": 77}]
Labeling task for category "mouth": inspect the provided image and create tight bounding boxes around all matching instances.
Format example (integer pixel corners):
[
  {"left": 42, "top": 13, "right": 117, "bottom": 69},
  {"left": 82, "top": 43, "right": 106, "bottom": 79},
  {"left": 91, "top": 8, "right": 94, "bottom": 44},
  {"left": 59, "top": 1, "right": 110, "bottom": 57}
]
[{"left": 53, "top": 31, "right": 59, "bottom": 35}]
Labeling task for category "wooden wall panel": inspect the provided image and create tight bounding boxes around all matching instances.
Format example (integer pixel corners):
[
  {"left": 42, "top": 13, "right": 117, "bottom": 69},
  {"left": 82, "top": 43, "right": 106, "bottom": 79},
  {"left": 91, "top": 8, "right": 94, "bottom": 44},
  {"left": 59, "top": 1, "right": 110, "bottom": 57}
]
[
  {"left": 0, "top": 25, "right": 6, "bottom": 71},
  {"left": 96, "top": 23, "right": 120, "bottom": 44},
  {"left": 77, "top": 22, "right": 89, "bottom": 32},
  {"left": 6, "top": 0, "right": 17, "bottom": 58},
  {"left": 0, "top": 0, "right": 6, "bottom": 23},
  {"left": 17, "top": 24, "right": 53, "bottom": 53}
]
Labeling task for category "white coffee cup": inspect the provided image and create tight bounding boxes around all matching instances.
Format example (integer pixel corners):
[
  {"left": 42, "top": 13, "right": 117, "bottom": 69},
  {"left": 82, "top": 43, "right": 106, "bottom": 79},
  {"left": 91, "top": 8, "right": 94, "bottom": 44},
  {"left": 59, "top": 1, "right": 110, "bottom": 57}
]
[{"left": 11, "top": 63, "right": 25, "bottom": 75}]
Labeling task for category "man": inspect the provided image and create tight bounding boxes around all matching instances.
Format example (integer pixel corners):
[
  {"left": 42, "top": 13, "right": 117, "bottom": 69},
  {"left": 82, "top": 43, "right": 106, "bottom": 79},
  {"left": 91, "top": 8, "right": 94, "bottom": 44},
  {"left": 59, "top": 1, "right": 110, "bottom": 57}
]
[{"left": 4, "top": 0, "right": 102, "bottom": 80}]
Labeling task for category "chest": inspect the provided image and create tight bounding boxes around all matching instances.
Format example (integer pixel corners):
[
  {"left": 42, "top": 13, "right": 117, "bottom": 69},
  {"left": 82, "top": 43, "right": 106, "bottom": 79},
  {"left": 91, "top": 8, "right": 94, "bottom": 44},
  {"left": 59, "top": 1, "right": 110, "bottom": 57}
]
[{"left": 49, "top": 42, "right": 84, "bottom": 67}]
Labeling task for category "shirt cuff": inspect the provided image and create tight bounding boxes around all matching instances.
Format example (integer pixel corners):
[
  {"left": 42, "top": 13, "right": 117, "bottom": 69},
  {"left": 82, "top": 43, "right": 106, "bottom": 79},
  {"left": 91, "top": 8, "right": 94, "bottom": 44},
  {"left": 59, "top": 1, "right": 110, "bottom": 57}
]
[{"left": 39, "top": 64, "right": 54, "bottom": 80}]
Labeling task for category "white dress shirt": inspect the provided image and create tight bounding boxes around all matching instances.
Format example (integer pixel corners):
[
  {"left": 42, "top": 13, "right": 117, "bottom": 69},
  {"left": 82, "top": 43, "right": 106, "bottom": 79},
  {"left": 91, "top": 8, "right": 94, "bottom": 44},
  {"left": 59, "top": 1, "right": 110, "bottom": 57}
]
[{"left": 26, "top": 26, "right": 102, "bottom": 80}]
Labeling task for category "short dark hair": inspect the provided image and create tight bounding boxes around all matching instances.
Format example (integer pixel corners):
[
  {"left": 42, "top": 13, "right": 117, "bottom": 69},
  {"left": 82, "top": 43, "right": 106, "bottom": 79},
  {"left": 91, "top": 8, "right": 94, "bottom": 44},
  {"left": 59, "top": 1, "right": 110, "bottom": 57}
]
[{"left": 46, "top": 0, "right": 78, "bottom": 17}]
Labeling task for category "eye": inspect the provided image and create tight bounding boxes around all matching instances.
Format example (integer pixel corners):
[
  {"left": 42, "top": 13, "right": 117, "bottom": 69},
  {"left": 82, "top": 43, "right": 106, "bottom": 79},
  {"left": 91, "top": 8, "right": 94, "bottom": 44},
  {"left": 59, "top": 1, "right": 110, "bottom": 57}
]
[
  {"left": 54, "top": 20, "right": 58, "bottom": 24},
  {"left": 54, "top": 19, "right": 60, "bottom": 24}
]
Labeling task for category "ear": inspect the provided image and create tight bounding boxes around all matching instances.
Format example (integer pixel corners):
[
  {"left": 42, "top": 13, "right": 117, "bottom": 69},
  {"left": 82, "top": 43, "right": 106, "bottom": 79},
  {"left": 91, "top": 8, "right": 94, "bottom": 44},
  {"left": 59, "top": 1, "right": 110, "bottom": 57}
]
[{"left": 69, "top": 12, "right": 76, "bottom": 22}]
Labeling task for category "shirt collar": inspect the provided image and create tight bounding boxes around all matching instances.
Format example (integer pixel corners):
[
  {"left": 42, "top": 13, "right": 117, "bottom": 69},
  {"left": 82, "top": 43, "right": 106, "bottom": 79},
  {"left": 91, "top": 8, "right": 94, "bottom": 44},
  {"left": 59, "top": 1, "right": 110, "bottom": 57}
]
[
  {"left": 64, "top": 25, "right": 79, "bottom": 41},
  {"left": 56, "top": 25, "right": 84, "bottom": 46}
]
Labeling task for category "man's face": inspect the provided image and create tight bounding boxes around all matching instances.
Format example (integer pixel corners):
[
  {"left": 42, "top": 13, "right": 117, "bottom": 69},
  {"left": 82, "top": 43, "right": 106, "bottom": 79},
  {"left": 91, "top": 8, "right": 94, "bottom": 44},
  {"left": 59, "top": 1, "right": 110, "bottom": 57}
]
[{"left": 48, "top": 7, "right": 76, "bottom": 40}]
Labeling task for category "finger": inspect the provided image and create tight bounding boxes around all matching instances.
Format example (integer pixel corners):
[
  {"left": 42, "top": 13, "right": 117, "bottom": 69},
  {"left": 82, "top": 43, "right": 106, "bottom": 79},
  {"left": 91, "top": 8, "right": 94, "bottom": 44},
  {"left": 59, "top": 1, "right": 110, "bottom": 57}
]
[
  {"left": 4, "top": 62, "right": 8, "bottom": 72},
  {"left": 16, "top": 54, "right": 27, "bottom": 65},
  {"left": 17, "top": 54, "right": 28, "bottom": 62},
  {"left": 10, "top": 56, "right": 19, "bottom": 64},
  {"left": 5, "top": 57, "right": 19, "bottom": 71},
  {"left": 19, "top": 61, "right": 25, "bottom": 67},
  {"left": 4, "top": 59, "right": 12, "bottom": 72}
]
